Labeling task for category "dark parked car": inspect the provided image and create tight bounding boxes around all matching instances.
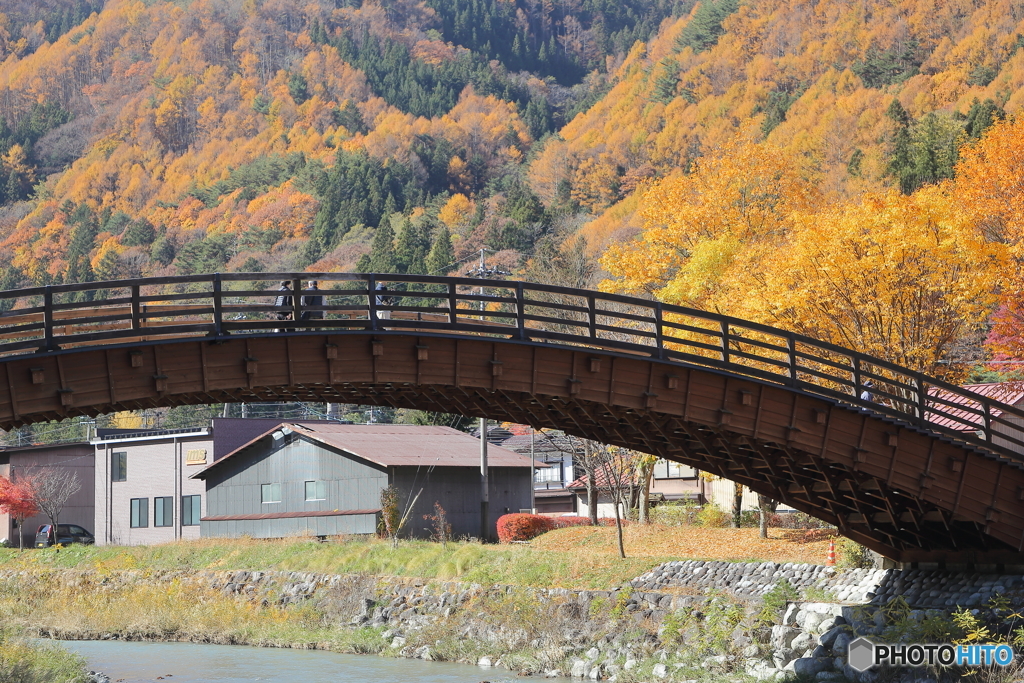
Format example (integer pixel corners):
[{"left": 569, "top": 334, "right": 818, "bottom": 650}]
[{"left": 35, "top": 524, "right": 95, "bottom": 548}]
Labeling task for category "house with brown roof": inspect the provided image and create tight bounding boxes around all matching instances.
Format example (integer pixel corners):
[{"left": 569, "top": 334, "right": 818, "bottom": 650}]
[{"left": 191, "top": 423, "right": 539, "bottom": 540}]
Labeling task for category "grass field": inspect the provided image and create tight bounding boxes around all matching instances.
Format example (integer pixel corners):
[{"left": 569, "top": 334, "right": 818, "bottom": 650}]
[
  {"left": 531, "top": 524, "right": 836, "bottom": 565},
  {"left": 0, "top": 525, "right": 833, "bottom": 589}
]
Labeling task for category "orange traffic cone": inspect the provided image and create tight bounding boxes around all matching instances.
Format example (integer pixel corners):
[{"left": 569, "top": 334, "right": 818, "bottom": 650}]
[{"left": 826, "top": 539, "right": 836, "bottom": 567}]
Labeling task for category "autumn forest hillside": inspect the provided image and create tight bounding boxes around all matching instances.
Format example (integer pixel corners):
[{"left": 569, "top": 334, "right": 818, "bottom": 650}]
[{"left": 2, "top": 0, "right": 1024, "bottom": 376}]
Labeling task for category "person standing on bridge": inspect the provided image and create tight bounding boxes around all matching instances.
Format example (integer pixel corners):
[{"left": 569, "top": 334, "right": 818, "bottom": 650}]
[
  {"left": 301, "top": 281, "right": 324, "bottom": 325},
  {"left": 274, "top": 280, "right": 293, "bottom": 332},
  {"left": 374, "top": 282, "right": 393, "bottom": 320},
  {"left": 860, "top": 380, "right": 875, "bottom": 402}
]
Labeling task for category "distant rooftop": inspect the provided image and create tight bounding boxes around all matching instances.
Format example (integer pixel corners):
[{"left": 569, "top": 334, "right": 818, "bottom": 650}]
[
  {"left": 92, "top": 427, "right": 208, "bottom": 443},
  {"left": 192, "top": 422, "right": 542, "bottom": 479},
  {"left": 927, "top": 382, "right": 1024, "bottom": 432}
]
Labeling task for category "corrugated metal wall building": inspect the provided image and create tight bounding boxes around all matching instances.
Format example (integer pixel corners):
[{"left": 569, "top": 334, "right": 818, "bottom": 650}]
[{"left": 192, "top": 423, "right": 538, "bottom": 540}]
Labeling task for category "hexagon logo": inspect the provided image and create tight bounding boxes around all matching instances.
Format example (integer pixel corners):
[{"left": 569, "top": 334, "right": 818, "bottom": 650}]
[{"left": 848, "top": 637, "right": 877, "bottom": 672}]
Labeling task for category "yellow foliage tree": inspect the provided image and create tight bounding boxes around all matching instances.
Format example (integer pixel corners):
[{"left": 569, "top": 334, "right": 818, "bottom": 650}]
[
  {"left": 749, "top": 187, "right": 1005, "bottom": 375},
  {"left": 600, "top": 135, "right": 819, "bottom": 311},
  {"left": 438, "top": 193, "right": 475, "bottom": 232}
]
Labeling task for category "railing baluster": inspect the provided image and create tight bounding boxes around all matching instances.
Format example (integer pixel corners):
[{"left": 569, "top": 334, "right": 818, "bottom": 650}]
[
  {"left": 42, "top": 285, "right": 54, "bottom": 352},
  {"left": 852, "top": 356, "right": 862, "bottom": 399},
  {"left": 516, "top": 282, "right": 526, "bottom": 341},
  {"left": 130, "top": 284, "right": 141, "bottom": 332},
  {"left": 291, "top": 277, "right": 302, "bottom": 329},
  {"left": 447, "top": 281, "right": 457, "bottom": 328},
  {"left": 915, "top": 374, "right": 926, "bottom": 426},
  {"left": 587, "top": 296, "right": 596, "bottom": 339},
  {"left": 367, "top": 274, "right": 378, "bottom": 331},
  {"left": 786, "top": 335, "right": 797, "bottom": 386},
  {"left": 212, "top": 273, "right": 223, "bottom": 336},
  {"left": 983, "top": 399, "right": 992, "bottom": 442},
  {"left": 719, "top": 319, "right": 729, "bottom": 364},
  {"left": 654, "top": 302, "right": 664, "bottom": 359}
]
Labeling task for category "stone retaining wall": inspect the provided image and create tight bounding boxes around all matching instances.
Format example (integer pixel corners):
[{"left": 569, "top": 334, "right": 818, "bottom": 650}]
[
  {"left": 3, "top": 561, "right": 1021, "bottom": 683},
  {"left": 631, "top": 560, "right": 1024, "bottom": 609}
]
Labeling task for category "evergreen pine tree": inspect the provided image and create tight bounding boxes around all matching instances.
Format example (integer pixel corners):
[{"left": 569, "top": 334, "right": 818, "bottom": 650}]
[
  {"left": 965, "top": 98, "right": 1006, "bottom": 140},
  {"left": 425, "top": 226, "right": 455, "bottom": 275},
  {"left": 886, "top": 100, "right": 916, "bottom": 194},
  {"left": 653, "top": 58, "right": 680, "bottom": 103},
  {"left": 368, "top": 219, "right": 398, "bottom": 273},
  {"left": 288, "top": 73, "right": 309, "bottom": 105},
  {"left": 5, "top": 171, "right": 20, "bottom": 203},
  {"left": 394, "top": 217, "right": 417, "bottom": 273}
]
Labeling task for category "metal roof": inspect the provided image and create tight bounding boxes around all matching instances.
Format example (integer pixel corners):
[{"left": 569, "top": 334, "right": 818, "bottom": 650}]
[
  {"left": 927, "top": 382, "right": 1024, "bottom": 431},
  {"left": 191, "top": 422, "right": 540, "bottom": 479}
]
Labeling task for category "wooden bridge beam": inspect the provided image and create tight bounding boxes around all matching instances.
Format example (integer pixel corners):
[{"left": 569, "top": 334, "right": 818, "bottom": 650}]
[{"left": 0, "top": 331, "right": 1022, "bottom": 566}]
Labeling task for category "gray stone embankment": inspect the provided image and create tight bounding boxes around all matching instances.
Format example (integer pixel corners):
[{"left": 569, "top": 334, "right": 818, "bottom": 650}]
[
  {"left": 630, "top": 560, "right": 1024, "bottom": 609},
  {"left": 4, "top": 561, "right": 1022, "bottom": 683}
]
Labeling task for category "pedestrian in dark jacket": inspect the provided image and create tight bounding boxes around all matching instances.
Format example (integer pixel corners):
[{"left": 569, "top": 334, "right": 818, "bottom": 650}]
[
  {"left": 301, "top": 281, "right": 324, "bottom": 322},
  {"left": 274, "top": 280, "right": 293, "bottom": 332}
]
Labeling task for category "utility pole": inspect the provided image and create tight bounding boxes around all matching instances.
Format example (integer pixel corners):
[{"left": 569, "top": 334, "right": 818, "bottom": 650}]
[
  {"left": 480, "top": 416, "right": 489, "bottom": 541},
  {"left": 530, "top": 426, "right": 536, "bottom": 513},
  {"left": 467, "top": 246, "right": 511, "bottom": 316}
]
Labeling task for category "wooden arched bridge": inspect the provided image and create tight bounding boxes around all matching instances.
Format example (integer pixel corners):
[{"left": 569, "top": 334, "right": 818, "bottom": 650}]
[{"left": 0, "top": 272, "right": 1021, "bottom": 567}]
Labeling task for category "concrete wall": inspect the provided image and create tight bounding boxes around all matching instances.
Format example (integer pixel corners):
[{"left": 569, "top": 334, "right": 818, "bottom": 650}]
[
  {"left": 94, "top": 433, "right": 209, "bottom": 546},
  {"left": 201, "top": 434, "right": 387, "bottom": 538},
  {"left": 2, "top": 444, "right": 95, "bottom": 548}
]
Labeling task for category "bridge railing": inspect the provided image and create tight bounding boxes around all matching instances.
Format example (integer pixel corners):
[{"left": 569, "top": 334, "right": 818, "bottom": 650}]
[{"left": 0, "top": 272, "right": 1022, "bottom": 462}]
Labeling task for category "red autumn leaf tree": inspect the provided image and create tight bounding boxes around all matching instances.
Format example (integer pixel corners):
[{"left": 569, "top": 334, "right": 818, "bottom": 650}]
[{"left": 0, "top": 474, "right": 39, "bottom": 550}]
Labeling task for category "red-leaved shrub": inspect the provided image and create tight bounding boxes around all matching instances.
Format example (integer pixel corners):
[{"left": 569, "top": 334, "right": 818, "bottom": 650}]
[
  {"left": 549, "top": 516, "right": 592, "bottom": 530},
  {"left": 495, "top": 514, "right": 629, "bottom": 542},
  {"left": 496, "top": 513, "right": 554, "bottom": 542}
]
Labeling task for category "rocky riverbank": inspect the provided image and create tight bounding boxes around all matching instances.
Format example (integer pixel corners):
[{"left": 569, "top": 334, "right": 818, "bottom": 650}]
[{"left": 1, "top": 562, "right": 1021, "bottom": 683}]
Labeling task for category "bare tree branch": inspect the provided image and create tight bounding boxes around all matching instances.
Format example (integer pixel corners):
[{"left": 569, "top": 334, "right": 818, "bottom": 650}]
[{"left": 30, "top": 468, "right": 81, "bottom": 541}]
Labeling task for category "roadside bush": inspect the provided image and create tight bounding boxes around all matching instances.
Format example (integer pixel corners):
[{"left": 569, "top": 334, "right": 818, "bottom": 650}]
[
  {"left": 773, "top": 511, "right": 834, "bottom": 529},
  {"left": 497, "top": 513, "right": 555, "bottom": 542},
  {"left": 550, "top": 516, "right": 592, "bottom": 530},
  {"left": 836, "top": 537, "right": 873, "bottom": 568},
  {"left": 650, "top": 501, "right": 700, "bottom": 526},
  {"left": 496, "top": 514, "right": 610, "bottom": 542},
  {"left": 695, "top": 503, "right": 730, "bottom": 528}
]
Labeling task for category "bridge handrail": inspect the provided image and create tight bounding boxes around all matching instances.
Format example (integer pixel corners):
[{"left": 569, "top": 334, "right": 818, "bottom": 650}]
[{"left": 0, "top": 271, "right": 1022, "bottom": 463}]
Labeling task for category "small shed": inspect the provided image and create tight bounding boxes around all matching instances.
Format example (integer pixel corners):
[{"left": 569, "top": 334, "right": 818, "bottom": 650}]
[{"left": 191, "top": 423, "right": 539, "bottom": 540}]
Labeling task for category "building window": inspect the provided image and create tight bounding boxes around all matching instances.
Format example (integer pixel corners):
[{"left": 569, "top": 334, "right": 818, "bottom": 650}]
[
  {"left": 130, "top": 498, "right": 148, "bottom": 528},
  {"left": 181, "top": 495, "right": 201, "bottom": 526},
  {"left": 185, "top": 448, "right": 207, "bottom": 465},
  {"left": 653, "top": 459, "right": 697, "bottom": 480},
  {"left": 261, "top": 483, "right": 281, "bottom": 504},
  {"left": 304, "top": 481, "right": 326, "bottom": 501},
  {"left": 111, "top": 451, "right": 127, "bottom": 482},
  {"left": 154, "top": 497, "right": 173, "bottom": 527},
  {"left": 535, "top": 465, "right": 562, "bottom": 482}
]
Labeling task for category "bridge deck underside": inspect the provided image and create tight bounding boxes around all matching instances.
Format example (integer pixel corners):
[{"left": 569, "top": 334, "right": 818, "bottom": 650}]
[{"left": 1, "top": 331, "right": 1021, "bottom": 566}]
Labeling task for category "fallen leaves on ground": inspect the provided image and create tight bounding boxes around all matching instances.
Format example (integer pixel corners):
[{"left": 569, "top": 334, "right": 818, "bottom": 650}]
[{"left": 528, "top": 524, "right": 838, "bottom": 565}]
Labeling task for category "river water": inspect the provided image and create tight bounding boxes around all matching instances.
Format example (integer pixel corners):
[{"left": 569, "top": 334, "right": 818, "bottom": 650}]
[{"left": 57, "top": 639, "right": 573, "bottom": 683}]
